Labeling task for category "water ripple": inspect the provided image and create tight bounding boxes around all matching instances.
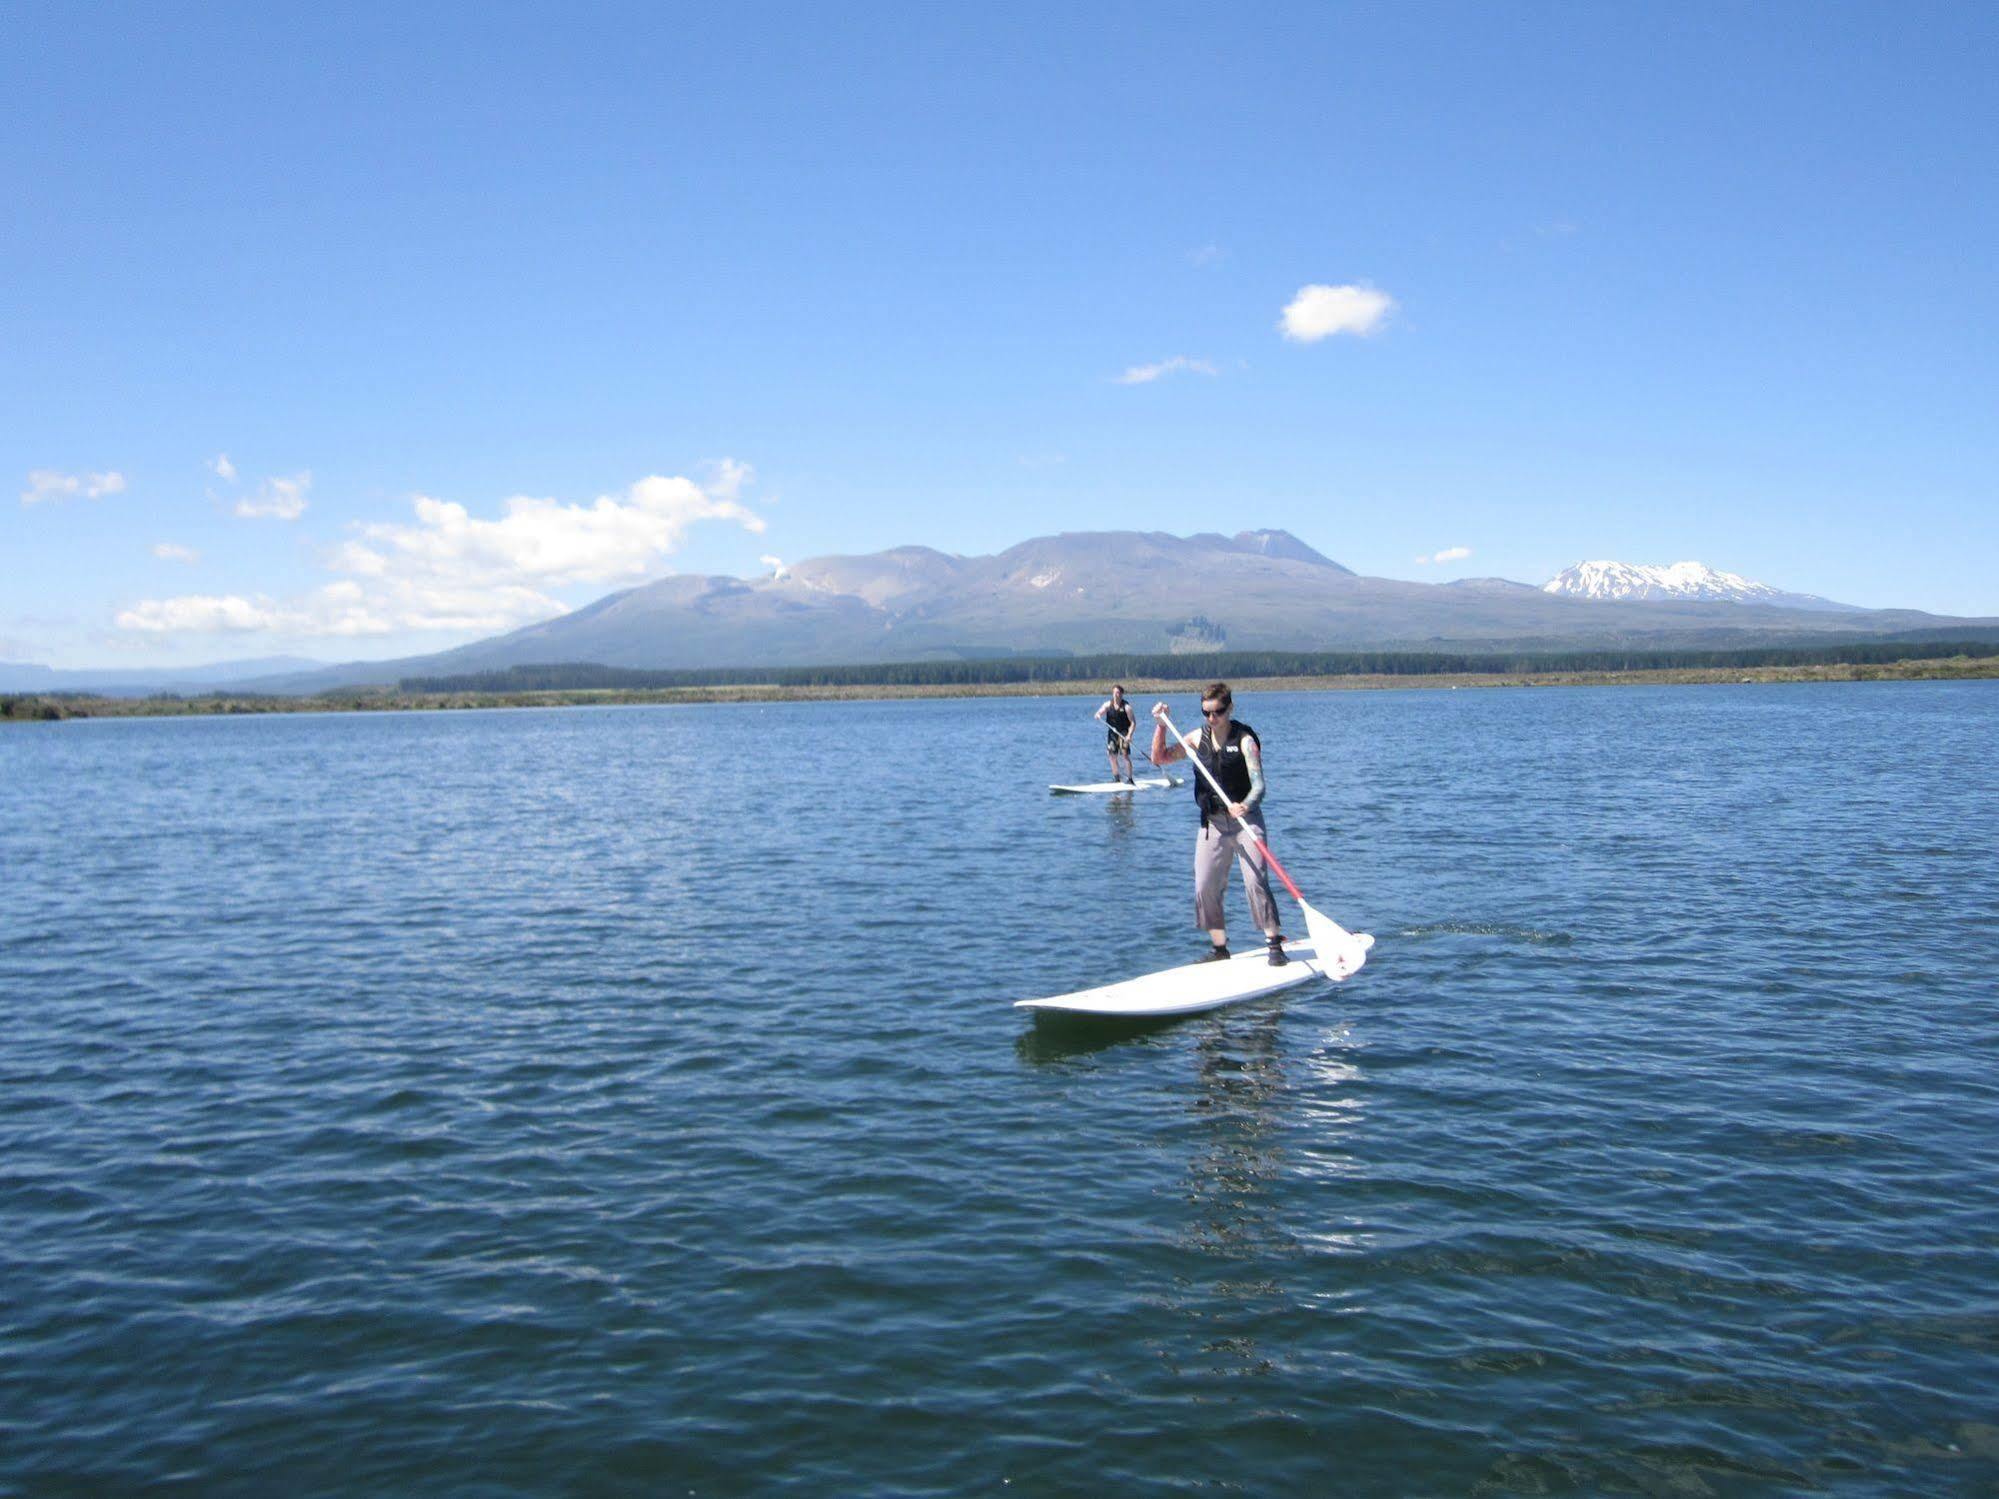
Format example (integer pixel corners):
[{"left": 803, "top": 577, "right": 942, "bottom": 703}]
[{"left": 2, "top": 684, "right": 1996, "bottom": 1494}]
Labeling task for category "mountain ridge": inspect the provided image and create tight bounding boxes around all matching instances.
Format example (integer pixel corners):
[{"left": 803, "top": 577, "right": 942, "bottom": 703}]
[
  {"left": 0, "top": 655, "right": 327, "bottom": 697},
  {"left": 228, "top": 527, "right": 1986, "bottom": 693}
]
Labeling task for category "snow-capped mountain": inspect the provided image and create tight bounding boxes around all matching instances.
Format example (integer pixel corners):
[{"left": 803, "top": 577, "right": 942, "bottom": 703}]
[{"left": 1542, "top": 560, "right": 1859, "bottom": 612}]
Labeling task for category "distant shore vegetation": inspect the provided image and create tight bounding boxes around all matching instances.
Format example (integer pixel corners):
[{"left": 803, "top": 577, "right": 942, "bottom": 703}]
[
  {"left": 5, "top": 640, "right": 1996, "bottom": 722},
  {"left": 397, "top": 638, "right": 1999, "bottom": 693}
]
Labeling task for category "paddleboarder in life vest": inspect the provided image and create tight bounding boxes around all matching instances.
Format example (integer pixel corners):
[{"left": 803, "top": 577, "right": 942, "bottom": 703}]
[
  {"left": 1149, "top": 681, "right": 1288, "bottom": 967},
  {"left": 1094, "top": 684, "right": 1137, "bottom": 784}
]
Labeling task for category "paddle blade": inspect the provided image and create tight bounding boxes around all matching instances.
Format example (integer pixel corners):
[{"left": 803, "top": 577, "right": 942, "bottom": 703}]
[{"left": 1299, "top": 899, "right": 1372, "bottom": 981}]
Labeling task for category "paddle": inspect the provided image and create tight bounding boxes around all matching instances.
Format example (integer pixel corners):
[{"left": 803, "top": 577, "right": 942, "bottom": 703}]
[
  {"left": 1154, "top": 706, "right": 1370, "bottom": 980},
  {"left": 1121, "top": 730, "right": 1186, "bottom": 783},
  {"left": 1102, "top": 722, "right": 1158, "bottom": 781},
  {"left": 1113, "top": 726, "right": 1149, "bottom": 773}
]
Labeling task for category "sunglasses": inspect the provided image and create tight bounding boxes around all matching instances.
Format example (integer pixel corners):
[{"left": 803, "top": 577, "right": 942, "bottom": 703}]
[{"left": 1201, "top": 706, "right": 1228, "bottom": 718}]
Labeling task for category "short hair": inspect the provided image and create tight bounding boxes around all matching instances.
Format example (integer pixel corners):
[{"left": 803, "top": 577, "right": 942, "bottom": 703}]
[
  {"left": 1111, "top": 683, "right": 1125, "bottom": 693},
  {"left": 1201, "top": 681, "right": 1232, "bottom": 710}
]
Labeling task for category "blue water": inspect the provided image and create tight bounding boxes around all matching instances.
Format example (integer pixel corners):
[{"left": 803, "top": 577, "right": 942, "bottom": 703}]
[{"left": 3, "top": 683, "right": 1996, "bottom": 1495}]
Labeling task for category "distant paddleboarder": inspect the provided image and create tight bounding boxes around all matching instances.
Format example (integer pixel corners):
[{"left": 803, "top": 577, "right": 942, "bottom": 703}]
[
  {"left": 1150, "top": 682, "right": 1287, "bottom": 966},
  {"left": 1094, "top": 684, "right": 1138, "bottom": 784}
]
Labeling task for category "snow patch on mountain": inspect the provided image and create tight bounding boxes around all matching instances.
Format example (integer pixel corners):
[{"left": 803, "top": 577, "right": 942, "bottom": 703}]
[{"left": 1543, "top": 560, "right": 1859, "bottom": 612}]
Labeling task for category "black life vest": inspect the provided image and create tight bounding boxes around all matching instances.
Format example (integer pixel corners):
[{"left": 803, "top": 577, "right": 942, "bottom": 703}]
[
  {"left": 1105, "top": 702, "right": 1133, "bottom": 735},
  {"left": 1193, "top": 718, "right": 1258, "bottom": 821}
]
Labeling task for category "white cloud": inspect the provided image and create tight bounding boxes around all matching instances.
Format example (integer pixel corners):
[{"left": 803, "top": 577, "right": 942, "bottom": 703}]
[
  {"left": 1188, "top": 244, "right": 1225, "bottom": 267},
  {"left": 702, "top": 457, "right": 753, "bottom": 504},
  {"left": 116, "top": 594, "right": 285, "bottom": 633},
  {"left": 21, "top": 469, "right": 127, "bottom": 506},
  {"left": 1113, "top": 355, "right": 1219, "bottom": 385},
  {"left": 346, "top": 467, "right": 764, "bottom": 592},
  {"left": 115, "top": 585, "right": 397, "bottom": 639},
  {"left": 234, "top": 472, "right": 310, "bottom": 520},
  {"left": 1279, "top": 283, "right": 1395, "bottom": 342},
  {"left": 119, "top": 464, "right": 765, "bottom": 640},
  {"left": 210, "top": 453, "right": 237, "bottom": 482},
  {"left": 1414, "top": 546, "right": 1473, "bottom": 565},
  {"left": 326, "top": 539, "right": 389, "bottom": 576},
  {"left": 759, "top": 554, "right": 790, "bottom": 581},
  {"left": 151, "top": 542, "right": 201, "bottom": 564}
]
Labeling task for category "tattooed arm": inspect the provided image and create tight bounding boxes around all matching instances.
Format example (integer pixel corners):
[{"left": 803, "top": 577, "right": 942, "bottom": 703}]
[{"left": 1238, "top": 735, "right": 1266, "bottom": 814}]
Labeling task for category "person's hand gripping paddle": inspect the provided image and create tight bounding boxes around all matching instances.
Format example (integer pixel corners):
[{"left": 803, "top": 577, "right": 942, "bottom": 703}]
[{"left": 1155, "top": 706, "right": 1371, "bottom": 980}]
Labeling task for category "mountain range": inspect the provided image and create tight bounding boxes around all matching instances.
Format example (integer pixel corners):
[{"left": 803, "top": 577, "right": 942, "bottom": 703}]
[
  {"left": 229, "top": 529, "right": 1987, "bottom": 693},
  {"left": 8, "top": 530, "right": 1988, "bottom": 696},
  {"left": 0, "top": 655, "right": 324, "bottom": 696}
]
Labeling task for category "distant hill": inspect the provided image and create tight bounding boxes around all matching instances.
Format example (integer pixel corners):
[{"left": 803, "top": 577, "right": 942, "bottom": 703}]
[
  {"left": 0, "top": 655, "right": 326, "bottom": 697},
  {"left": 234, "top": 528, "right": 1987, "bottom": 693}
]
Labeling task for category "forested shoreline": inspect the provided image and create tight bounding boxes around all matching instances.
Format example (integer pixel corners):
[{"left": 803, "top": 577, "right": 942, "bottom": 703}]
[
  {"left": 398, "top": 637, "right": 1999, "bottom": 694},
  {"left": 5, "top": 644, "right": 1996, "bottom": 721}
]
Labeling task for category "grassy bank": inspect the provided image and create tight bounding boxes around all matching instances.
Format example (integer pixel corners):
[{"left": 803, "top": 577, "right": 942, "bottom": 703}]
[{"left": 6, "top": 651, "right": 1996, "bottom": 721}]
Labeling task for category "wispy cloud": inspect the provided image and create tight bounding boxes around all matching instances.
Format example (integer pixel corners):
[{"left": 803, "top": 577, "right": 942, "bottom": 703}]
[
  {"left": 122, "top": 464, "right": 766, "bottom": 639},
  {"left": 759, "top": 554, "right": 790, "bottom": 581},
  {"left": 233, "top": 472, "right": 311, "bottom": 520},
  {"left": 21, "top": 469, "right": 127, "bottom": 506},
  {"left": 209, "top": 453, "right": 237, "bottom": 482},
  {"left": 1414, "top": 546, "right": 1473, "bottom": 565},
  {"left": 1279, "top": 283, "right": 1396, "bottom": 342},
  {"left": 151, "top": 542, "right": 201, "bottom": 564},
  {"left": 116, "top": 585, "right": 390, "bottom": 638},
  {"left": 1188, "top": 244, "right": 1225, "bottom": 268},
  {"left": 1113, "top": 355, "right": 1219, "bottom": 386},
  {"left": 118, "top": 594, "right": 294, "bottom": 634}
]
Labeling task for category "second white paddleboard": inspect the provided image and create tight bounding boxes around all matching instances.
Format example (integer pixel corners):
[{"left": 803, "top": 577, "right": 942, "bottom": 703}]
[
  {"left": 1016, "top": 933, "right": 1373, "bottom": 1017},
  {"left": 1049, "top": 776, "right": 1182, "bottom": 795}
]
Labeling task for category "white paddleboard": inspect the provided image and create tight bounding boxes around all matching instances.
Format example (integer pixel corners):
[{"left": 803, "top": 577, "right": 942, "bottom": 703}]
[
  {"left": 1016, "top": 933, "right": 1374, "bottom": 1017},
  {"left": 1049, "top": 776, "right": 1182, "bottom": 795}
]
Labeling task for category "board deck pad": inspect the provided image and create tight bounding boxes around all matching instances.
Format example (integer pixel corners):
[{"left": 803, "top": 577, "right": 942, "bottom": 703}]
[
  {"left": 1016, "top": 933, "right": 1374, "bottom": 1017},
  {"left": 1048, "top": 776, "right": 1183, "bottom": 795}
]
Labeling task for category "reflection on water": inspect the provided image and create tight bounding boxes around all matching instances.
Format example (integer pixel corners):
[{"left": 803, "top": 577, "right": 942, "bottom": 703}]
[
  {"left": 1104, "top": 794, "right": 1139, "bottom": 839},
  {"left": 1182, "top": 1006, "right": 1290, "bottom": 1261},
  {"left": 1158, "top": 1005, "right": 1373, "bottom": 1381},
  {"left": 1158, "top": 1005, "right": 1296, "bottom": 1381},
  {"left": 1294, "top": 1025, "right": 1368, "bottom": 1177},
  {"left": 1013, "top": 1012, "right": 1180, "bottom": 1063}
]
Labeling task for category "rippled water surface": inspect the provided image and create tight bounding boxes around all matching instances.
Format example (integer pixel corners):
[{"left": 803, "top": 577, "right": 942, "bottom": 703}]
[{"left": 4, "top": 683, "right": 1997, "bottom": 1495}]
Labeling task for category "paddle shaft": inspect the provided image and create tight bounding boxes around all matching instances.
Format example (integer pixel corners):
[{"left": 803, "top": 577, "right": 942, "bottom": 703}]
[
  {"left": 1106, "top": 724, "right": 1158, "bottom": 767},
  {"left": 1156, "top": 709, "right": 1307, "bottom": 904}
]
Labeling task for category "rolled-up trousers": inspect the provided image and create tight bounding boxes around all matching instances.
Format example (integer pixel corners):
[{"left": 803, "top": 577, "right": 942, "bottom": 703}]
[{"left": 1193, "top": 811, "right": 1280, "bottom": 935}]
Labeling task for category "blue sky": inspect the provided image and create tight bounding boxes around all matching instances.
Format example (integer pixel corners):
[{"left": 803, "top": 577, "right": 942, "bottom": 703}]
[{"left": 5, "top": 1, "right": 1995, "bottom": 666}]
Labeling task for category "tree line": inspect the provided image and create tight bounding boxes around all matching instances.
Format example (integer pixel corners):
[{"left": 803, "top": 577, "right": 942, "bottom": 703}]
[{"left": 399, "top": 639, "right": 1999, "bottom": 694}]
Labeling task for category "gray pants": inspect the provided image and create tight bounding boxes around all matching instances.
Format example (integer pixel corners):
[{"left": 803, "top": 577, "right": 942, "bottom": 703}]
[{"left": 1194, "top": 813, "right": 1281, "bottom": 936}]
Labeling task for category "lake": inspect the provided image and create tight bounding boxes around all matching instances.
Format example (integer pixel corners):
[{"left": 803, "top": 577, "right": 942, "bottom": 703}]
[{"left": 3, "top": 682, "right": 1996, "bottom": 1494}]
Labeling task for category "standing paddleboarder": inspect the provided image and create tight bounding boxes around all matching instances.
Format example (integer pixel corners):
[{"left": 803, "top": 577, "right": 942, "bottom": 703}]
[
  {"left": 1150, "top": 682, "right": 1288, "bottom": 966},
  {"left": 1094, "top": 684, "right": 1137, "bottom": 784}
]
